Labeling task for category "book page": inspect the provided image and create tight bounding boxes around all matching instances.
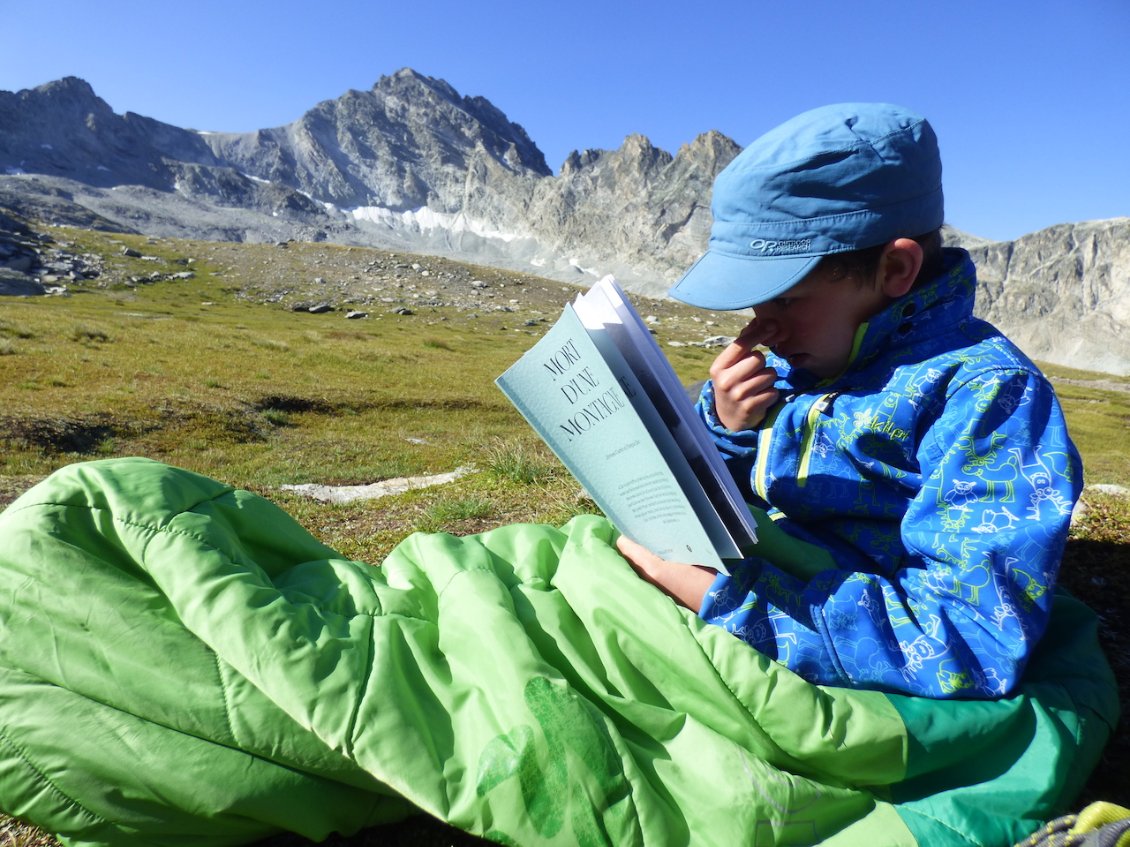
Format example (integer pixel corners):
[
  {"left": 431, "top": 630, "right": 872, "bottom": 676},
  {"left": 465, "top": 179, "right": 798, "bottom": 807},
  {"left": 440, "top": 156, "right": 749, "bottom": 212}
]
[
  {"left": 496, "top": 303, "right": 729, "bottom": 572},
  {"left": 575, "top": 277, "right": 758, "bottom": 553}
]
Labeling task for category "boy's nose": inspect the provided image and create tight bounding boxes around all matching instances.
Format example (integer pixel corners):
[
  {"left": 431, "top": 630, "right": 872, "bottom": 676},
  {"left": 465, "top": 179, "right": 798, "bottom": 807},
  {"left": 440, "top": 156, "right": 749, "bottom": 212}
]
[{"left": 753, "top": 317, "right": 784, "bottom": 346}]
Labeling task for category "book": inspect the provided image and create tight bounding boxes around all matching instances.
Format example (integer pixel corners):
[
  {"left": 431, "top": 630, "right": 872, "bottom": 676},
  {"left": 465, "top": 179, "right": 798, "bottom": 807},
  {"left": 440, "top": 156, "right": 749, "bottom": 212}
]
[{"left": 495, "top": 276, "right": 758, "bottom": 573}]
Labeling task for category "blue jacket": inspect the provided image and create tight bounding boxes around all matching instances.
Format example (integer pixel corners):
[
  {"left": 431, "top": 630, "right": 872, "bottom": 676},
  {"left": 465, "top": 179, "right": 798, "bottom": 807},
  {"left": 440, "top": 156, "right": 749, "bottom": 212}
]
[{"left": 698, "top": 249, "right": 1082, "bottom": 698}]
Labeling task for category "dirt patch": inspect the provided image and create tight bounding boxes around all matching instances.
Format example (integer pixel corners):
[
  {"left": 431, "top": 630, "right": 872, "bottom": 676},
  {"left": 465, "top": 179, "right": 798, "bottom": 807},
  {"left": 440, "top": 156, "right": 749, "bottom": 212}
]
[
  {"left": 2, "top": 415, "right": 118, "bottom": 454},
  {"left": 254, "top": 394, "right": 338, "bottom": 414}
]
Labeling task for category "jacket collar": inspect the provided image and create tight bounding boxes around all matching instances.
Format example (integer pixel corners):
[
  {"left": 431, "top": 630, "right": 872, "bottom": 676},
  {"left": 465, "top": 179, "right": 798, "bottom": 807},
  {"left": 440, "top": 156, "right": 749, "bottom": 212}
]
[
  {"left": 773, "top": 247, "right": 977, "bottom": 391},
  {"left": 850, "top": 247, "right": 977, "bottom": 370}
]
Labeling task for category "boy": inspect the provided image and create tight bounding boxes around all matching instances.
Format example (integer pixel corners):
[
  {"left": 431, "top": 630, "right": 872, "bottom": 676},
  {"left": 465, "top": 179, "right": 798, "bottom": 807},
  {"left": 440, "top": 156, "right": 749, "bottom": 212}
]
[{"left": 617, "top": 102, "right": 1082, "bottom": 699}]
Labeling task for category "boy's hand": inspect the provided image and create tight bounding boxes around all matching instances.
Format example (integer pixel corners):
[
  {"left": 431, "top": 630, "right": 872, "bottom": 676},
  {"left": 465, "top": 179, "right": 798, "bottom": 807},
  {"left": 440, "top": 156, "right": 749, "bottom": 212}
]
[
  {"left": 616, "top": 535, "right": 716, "bottom": 611},
  {"left": 709, "top": 320, "right": 780, "bottom": 432}
]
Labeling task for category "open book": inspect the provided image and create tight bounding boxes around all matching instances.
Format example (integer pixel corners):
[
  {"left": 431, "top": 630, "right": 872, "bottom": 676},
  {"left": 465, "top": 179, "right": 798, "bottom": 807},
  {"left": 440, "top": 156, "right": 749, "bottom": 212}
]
[{"left": 495, "top": 276, "right": 757, "bottom": 573}]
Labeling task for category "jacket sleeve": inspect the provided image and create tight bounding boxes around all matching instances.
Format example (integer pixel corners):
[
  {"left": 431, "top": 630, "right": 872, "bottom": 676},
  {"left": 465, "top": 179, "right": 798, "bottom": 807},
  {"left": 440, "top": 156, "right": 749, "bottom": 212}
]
[
  {"left": 699, "top": 368, "right": 1082, "bottom": 699},
  {"left": 695, "top": 379, "right": 761, "bottom": 504}
]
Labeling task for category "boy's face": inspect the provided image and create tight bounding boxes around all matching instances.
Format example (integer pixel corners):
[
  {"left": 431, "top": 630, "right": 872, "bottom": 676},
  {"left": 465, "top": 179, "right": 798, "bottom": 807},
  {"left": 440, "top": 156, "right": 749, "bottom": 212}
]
[{"left": 745, "top": 263, "right": 892, "bottom": 379}]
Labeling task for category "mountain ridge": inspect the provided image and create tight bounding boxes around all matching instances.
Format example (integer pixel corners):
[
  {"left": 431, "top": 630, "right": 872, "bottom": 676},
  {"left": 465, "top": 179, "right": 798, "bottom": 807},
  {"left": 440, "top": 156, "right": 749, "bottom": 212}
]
[{"left": 2, "top": 71, "right": 1128, "bottom": 374}]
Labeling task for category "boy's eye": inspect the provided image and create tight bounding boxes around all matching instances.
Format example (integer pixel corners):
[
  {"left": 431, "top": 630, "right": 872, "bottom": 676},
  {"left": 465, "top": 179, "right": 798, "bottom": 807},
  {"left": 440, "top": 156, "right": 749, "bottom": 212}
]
[{"left": 774, "top": 297, "right": 795, "bottom": 309}]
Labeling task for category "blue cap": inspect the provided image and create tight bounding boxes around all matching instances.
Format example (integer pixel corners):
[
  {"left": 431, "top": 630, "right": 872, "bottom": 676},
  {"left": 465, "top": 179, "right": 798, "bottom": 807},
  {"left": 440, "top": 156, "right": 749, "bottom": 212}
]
[{"left": 669, "top": 103, "right": 944, "bottom": 310}]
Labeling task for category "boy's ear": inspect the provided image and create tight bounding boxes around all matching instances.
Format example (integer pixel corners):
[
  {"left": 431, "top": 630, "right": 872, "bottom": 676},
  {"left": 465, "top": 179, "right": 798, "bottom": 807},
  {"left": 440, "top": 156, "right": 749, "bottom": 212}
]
[{"left": 879, "top": 238, "right": 924, "bottom": 298}]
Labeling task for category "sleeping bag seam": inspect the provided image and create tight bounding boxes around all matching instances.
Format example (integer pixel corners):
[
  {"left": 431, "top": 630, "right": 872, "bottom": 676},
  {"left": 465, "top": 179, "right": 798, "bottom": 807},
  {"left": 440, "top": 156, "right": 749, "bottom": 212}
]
[
  {"left": 3, "top": 481, "right": 237, "bottom": 525},
  {"left": 119, "top": 511, "right": 245, "bottom": 555},
  {"left": 897, "top": 803, "right": 988, "bottom": 847},
  {"left": 341, "top": 621, "right": 374, "bottom": 760},
  {"left": 0, "top": 724, "right": 107, "bottom": 830},
  {"left": 433, "top": 564, "right": 497, "bottom": 599},
  {"left": 4, "top": 503, "right": 258, "bottom": 581},
  {"left": 212, "top": 653, "right": 241, "bottom": 748}
]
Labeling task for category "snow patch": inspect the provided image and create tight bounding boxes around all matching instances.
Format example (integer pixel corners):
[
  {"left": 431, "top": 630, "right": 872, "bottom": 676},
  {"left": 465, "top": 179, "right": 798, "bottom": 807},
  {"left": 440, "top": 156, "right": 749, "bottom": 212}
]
[{"left": 349, "top": 205, "right": 524, "bottom": 243}]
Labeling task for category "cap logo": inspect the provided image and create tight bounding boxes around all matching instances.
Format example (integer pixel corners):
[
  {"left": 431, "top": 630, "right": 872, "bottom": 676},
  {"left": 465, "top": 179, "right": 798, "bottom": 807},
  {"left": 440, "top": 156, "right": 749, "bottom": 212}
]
[{"left": 749, "top": 238, "right": 812, "bottom": 256}]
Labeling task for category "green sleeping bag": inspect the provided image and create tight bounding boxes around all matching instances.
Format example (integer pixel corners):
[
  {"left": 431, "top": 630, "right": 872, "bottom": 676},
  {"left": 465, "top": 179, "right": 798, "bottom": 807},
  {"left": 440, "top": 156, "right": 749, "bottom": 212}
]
[{"left": 0, "top": 458, "right": 1118, "bottom": 846}]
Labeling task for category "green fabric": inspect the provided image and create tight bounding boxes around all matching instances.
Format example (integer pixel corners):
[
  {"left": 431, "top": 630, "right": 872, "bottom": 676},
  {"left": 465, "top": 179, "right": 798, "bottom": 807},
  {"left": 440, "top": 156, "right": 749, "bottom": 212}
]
[
  {"left": 744, "top": 506, "right": 835, "bottom": 581},
  {"left": 891, "top": 592, "right": 1120, "bottom": 847},
  {"left": 0, "top": 458, "right": 1118, "bottom": 847}
]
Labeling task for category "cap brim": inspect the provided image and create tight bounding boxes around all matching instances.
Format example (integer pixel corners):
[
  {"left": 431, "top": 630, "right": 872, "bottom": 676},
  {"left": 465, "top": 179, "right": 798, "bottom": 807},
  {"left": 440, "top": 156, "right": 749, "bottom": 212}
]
[{"left": 668, "top": 249, "right": 822, "bottom": 311}]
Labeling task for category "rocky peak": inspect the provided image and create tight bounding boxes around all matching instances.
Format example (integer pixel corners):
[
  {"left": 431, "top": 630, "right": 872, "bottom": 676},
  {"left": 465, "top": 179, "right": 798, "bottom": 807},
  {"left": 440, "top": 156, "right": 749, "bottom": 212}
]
[
  {"left": 616, "top": 134, "right": 674, "bottom": 175},
  {"left": 382, "top": 67, "right": 449, "bottom": 93},
  {"left": 555, "top": 135, "right": 674, "bottom": 193},
  {"left": 0, "top": 75, "right": 226, "bottom": 192},
  {"left": 0, "top": 76, "right": 114, "bottom": 135},
  {"left": 24, "top": 76, "right": 105, "bottom": 110},
  {"left": 370, "top": 68, "right": 549, "bottom": 176},
  {"left": 560, "top": 148, "right": 604, "bottom": 175},
  {"left": 675, "top": 130, "right": 742, "bottom": 170},
  {"left": 197, "top": 68, "right": 551, "bottom": 209}
]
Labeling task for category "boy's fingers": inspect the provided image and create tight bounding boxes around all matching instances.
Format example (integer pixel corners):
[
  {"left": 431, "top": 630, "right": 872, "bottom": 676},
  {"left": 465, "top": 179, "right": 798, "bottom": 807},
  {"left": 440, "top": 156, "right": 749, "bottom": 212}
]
[
  {"left": 727, "top": 367, "right": 779, "bottom": 399},
  {"left": 616, "top": 534, "right": 654, "bottom": 565},
  {"left": 715, "top": 321, "right": 773, "bottom": 368},
  {"left": 713, "top": 355, "right": 775, "bottom": 394},
  {"left": 714, "top": 337, "right": 763, "bottom": 371},
  {"left": 712, "top": 344, "right": 775, "bottom": 386}
]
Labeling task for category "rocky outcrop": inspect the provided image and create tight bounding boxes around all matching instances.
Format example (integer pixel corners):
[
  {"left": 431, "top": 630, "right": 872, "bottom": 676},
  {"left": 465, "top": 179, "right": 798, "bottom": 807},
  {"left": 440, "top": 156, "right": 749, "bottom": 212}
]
[
  {"left": 518, "top": 131, "right": 739, "bottom": 293},
  {"left": 0, "top": 208, "right": 106, "bottom": 295},
  {"left": 966, "top": 219, "right": 1130, "bottom": 374}
]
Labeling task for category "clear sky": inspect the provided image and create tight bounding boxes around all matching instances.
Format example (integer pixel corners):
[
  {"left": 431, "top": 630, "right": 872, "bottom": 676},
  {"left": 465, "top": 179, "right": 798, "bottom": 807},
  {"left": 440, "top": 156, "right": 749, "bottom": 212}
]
[{"left": 2, "top": 0, "right": 1127, "bottom": 242}]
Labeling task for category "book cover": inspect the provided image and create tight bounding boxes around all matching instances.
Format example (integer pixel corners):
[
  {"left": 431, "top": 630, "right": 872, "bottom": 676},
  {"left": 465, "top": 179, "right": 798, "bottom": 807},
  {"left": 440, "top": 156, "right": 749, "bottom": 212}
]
[{"left": 496, "top": 281, "right": 758, "bottom": 572}]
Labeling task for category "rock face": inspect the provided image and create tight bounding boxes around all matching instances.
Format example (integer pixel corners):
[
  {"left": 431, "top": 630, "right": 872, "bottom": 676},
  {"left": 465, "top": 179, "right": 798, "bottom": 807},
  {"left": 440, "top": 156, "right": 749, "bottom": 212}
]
[
  {"left": 201, "top": 69, "right": 550, "bottom": 210},
  {"left": 1, "top": 71, "right": 1128, "bottom": 373},
  {"left": 964, "top": 219, "right": 1130, "bottom": 375},
  {"left": 0, "top": 77, "right": 220, "bottom": 189}
]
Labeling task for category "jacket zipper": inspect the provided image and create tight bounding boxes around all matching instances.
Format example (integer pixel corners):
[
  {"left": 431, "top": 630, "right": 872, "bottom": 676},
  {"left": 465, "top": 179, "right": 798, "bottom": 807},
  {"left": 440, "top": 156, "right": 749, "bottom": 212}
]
[
  {"left": 753, "top": 403, "right": 784, "bottom": 502},
  {"left": 756, "top": 392, "right": 838, "bottom": 495},
  {"left": 797, "top": 392, "right": 838, "bottom": 486},
  {"left": 756, "top": 324, "right": 861, "bottom": 494}
]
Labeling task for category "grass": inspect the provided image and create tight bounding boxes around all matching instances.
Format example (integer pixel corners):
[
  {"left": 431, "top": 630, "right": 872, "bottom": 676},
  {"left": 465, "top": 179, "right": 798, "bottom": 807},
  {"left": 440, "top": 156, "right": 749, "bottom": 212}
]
[
  {"left": 0, "top": 229, "right": 734, "bottom": 562},
  {"left": 1044, "top": 364, "right": 1130, "bottom": 488},
  {"left": 1, "top": 226, "right": 1128, "bottom": 845}
]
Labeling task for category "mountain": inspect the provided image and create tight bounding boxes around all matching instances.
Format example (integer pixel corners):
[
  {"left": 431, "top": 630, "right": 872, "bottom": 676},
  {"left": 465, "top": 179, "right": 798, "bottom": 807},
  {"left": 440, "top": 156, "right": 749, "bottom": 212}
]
[
  {"left": 963, "top": 219, "right": 1130, "bottom": 375},
  {"left": 0, "top": 70, "right": 741, "bottom": 290},
  {"left": 201, "top": 69, "right": 549, "bottom": 209},
  {"left": 1, "top": 71, "right": 1128, "bottom": 373},
  {"left": 0, "top": 76, "right": 220, "bottom": 189}
]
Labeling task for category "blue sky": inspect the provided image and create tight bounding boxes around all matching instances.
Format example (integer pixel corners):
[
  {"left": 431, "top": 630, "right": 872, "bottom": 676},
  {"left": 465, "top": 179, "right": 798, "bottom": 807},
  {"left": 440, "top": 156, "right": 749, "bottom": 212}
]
[{"left": 2, "top": 0, "right": 1127, "bottom": 242}]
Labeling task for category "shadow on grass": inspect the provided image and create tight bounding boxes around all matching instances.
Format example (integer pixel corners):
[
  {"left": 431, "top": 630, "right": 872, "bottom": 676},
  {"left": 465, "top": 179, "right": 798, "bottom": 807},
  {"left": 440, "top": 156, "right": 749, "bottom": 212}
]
[{"left": 1058, "top": 537, "right": 1130, "bottom": 809}]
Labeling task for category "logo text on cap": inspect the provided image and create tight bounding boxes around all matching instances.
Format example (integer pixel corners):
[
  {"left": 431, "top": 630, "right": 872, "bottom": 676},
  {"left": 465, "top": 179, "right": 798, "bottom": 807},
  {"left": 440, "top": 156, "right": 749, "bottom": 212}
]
[{"left": 749, "top": 238, "right": 812, "bottom": 255}]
